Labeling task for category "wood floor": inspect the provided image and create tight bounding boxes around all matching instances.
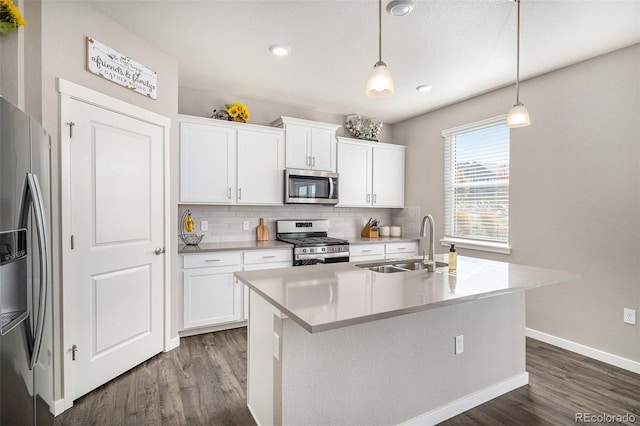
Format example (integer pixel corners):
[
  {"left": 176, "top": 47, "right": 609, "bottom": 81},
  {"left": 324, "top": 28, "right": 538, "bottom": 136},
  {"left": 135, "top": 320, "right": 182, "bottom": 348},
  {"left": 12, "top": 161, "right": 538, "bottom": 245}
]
[{"left": 54, "top": 329, "right": 640, "bottom": 426}]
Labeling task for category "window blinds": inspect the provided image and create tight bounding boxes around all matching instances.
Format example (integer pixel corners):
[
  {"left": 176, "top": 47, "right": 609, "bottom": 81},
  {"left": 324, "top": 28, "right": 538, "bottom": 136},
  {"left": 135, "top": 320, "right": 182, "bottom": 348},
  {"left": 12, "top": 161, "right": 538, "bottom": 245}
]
[{"left": 443, "top": 118, "right": 510, "bottom": 245}]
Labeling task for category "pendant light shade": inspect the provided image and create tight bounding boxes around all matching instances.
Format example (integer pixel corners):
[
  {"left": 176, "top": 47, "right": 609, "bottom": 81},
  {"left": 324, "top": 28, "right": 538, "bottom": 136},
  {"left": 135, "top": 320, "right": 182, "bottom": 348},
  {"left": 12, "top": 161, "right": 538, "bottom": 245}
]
[
  {"left": 366, "top": 61, "right": 394, "bottom": 97},
  {"left": 366, "top": 0, "right": 394, "bottom": 98},
  {"left": 506, "top": 103, "right": 530, "bottom": 128},
  {"left": 506, "top": 0, "right": 530, "bottom": 128}
]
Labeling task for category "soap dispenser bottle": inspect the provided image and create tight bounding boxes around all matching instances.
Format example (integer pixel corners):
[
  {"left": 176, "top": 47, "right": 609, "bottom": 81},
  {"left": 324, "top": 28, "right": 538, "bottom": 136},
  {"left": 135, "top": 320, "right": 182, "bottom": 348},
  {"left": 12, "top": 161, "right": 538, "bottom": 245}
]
[{"left": 448, "top": 244, "right": 457, "bottom": 271}]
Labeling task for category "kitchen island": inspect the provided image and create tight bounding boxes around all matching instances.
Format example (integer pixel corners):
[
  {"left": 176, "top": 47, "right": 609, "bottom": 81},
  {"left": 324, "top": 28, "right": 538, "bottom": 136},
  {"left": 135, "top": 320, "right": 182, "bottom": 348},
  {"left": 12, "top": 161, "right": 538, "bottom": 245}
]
[{"left": 234, "top": 256, "right": 577, "bottom": 426}]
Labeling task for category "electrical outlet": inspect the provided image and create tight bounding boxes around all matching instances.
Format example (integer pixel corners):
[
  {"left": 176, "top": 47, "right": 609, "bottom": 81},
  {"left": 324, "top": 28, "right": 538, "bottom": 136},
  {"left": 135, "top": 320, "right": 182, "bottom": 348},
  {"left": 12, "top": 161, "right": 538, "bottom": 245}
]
[
  {"left": 623, "top": 308, "right": 636, "bottom": 325},
  {"left": 200, "top": 221, "right": 208, "bottom": 231},
  {"left": 243, "top": 220, "right": 250, "bottom": 231},
  {"left": 455, "top": 335, "right": 464, "bottom": 354}
]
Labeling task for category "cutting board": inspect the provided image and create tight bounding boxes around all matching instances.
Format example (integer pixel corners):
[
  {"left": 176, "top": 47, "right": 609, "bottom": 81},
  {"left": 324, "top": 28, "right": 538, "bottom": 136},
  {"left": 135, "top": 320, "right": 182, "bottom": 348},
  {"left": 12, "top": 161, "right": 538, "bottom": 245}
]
[{"left": 256, "top": 218, "right": 268, "bottom": 241}]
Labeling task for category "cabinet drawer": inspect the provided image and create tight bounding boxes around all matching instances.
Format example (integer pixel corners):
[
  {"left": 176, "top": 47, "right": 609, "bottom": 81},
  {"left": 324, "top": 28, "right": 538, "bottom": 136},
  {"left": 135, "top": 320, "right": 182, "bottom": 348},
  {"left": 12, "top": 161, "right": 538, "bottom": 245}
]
[
  {"left": 244, "top": 248, "right": 292, "bottom": 265},
  {"left": 350, "top": 244, "right": 385, "bottom": 257},
  {"left": 183, "top": 251, "right": 243, "bottom": 269},
  {"left": 385, "top": 242, "right": 419, "bottom": 255}
]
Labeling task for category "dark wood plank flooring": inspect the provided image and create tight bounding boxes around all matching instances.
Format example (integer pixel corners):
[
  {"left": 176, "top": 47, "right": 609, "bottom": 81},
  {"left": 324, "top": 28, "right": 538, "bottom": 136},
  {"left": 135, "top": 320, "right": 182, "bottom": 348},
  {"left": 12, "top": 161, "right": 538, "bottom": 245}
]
[{"left": 54, "top": 330, "right": 640, "bottom": 425}]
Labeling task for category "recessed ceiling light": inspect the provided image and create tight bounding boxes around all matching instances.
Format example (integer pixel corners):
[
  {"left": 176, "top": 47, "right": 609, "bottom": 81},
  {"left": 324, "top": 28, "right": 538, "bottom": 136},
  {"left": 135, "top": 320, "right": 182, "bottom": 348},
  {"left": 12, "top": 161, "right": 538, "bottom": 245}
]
[
  {"left": 269, "top": 45, "right": 291, "bottom": 56},
  {"left": 416, "top": 84, "right": 433, "bottom": 93},
  {"left": 386, "top": 0, "right": 415, "bottom": 16}
]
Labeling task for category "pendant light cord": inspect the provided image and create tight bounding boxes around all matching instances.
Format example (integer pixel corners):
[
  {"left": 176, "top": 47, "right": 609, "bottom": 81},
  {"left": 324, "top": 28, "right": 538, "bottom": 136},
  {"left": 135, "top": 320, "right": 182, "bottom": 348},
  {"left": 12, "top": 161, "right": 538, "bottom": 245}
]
[
  {"left": 378, "top": 0, "right": 382, "bottom": 63},
  {"left": 515, "top": 0, "right": 521, "bottom": 103}
]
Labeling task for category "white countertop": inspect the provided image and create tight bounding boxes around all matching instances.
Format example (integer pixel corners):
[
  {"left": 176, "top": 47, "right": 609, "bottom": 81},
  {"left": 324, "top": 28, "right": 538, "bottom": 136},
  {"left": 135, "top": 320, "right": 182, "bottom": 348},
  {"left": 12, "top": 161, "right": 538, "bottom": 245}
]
[
  {"left": 178, "top": 240, "right": 292, "bottom": 254},
  {"left": 346, "top": 235, "right": 420, "bottom": 244},
  {"left": 234, "top": 255, "right": 579, "bottom": 333}
]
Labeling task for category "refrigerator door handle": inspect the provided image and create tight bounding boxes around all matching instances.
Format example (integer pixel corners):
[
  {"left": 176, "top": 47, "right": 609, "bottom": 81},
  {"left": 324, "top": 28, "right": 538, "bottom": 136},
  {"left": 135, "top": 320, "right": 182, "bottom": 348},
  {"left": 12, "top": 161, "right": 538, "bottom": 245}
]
[{"left": 18, "top": 172, "right": 49, "bottom": 370}]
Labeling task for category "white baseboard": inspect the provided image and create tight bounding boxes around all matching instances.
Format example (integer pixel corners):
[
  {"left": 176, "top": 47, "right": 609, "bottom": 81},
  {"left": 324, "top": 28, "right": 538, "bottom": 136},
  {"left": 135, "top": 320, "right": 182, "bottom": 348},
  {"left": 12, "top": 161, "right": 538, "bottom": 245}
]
[
  {"left": 51, "top": 398, "right": 68, "bottom": 416},
  {"left": 401, "top": 372, "right": 529, "bottom": 426},
  {"left": 526, "top": 328, "right": 640, "bottom": 374},
  {"left": 179, "top": 321, "right": 247, "bottom": 338},
  {"left": 165, "top": 335, "right": 180, "bottom": 352}
]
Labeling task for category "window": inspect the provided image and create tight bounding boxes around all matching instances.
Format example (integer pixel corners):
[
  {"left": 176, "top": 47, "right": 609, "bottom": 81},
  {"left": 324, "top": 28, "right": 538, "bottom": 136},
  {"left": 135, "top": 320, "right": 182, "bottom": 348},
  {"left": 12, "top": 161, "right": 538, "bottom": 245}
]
[{"left": 442, "top": 116, "right": 511, "bottom": 253}]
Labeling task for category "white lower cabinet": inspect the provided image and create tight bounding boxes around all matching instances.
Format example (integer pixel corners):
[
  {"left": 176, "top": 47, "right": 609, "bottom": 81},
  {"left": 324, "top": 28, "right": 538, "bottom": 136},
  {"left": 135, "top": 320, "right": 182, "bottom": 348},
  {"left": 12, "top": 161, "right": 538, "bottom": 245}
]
[
  {"left": 349, "top": 243, "right": 385, "bottom": 263},
  {"left": 385, "top": 241, "right": 419, "bottom": 259},
  {"left": 182, "top": 251, "right": 243, "bottom": 330},
  {"left": 242, "top": 249, "right": 292, "bottom": 320},
  {"left": 182, "top": 248, "right": 292, "bottom": 332},
  {"left": 350, "top": 241, "right": 419, "bottom": 263}
]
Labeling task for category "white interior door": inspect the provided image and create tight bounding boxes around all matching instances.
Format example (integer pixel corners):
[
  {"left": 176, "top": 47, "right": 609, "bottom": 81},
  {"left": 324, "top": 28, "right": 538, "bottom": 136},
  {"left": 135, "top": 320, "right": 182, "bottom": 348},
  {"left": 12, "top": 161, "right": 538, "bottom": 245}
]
[{"left": 66, "top": 98, "right": 164, "bottom": 400}]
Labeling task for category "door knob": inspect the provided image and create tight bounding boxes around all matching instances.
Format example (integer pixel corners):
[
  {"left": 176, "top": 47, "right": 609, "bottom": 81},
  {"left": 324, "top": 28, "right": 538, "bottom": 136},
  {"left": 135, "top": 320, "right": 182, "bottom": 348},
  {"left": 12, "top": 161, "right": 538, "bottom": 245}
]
[{"left": 154, "top": 247, "right": 165, "bottom": 255}]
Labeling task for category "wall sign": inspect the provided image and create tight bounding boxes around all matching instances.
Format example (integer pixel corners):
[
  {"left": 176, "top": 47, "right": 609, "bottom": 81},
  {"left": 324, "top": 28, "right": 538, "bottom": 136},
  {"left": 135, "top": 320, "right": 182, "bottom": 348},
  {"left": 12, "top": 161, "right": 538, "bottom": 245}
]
[{"left": 86, "top": 37, "right": 158, "bottom": 100}]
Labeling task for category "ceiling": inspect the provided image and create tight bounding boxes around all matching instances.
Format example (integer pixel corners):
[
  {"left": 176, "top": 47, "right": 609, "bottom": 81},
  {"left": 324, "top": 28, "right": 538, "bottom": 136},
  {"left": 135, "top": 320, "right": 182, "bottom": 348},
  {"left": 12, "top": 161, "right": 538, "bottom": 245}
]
[{"left": 90, "top": 0, "right": 640, "bottom": 124}]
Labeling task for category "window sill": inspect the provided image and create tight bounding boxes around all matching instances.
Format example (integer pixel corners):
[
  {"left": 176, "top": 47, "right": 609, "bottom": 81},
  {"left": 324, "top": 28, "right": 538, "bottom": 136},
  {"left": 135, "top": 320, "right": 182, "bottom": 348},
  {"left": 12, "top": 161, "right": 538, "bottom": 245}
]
[{"left": 440, "top": 238, "right": 511, "bottom": 255}]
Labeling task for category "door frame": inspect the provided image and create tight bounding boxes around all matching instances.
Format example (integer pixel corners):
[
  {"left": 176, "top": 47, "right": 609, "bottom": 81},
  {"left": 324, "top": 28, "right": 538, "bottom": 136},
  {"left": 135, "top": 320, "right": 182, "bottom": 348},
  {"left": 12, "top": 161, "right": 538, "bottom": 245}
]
[{"left": 58, "top": 78, "right": 173, "bottom": 411}]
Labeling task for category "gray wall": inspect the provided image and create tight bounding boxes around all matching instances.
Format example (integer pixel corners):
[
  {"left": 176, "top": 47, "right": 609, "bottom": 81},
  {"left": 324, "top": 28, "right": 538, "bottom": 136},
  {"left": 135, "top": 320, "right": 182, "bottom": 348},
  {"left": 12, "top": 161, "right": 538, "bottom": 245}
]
[
  {"left": 393, "top": 44, "right": 640, "bottom": 362},
  {"left": 179, "top": 86, "right": 394, "bottom": 143},
  {"left": 36, "top": 1, "right": 180, "bottom": 400}
]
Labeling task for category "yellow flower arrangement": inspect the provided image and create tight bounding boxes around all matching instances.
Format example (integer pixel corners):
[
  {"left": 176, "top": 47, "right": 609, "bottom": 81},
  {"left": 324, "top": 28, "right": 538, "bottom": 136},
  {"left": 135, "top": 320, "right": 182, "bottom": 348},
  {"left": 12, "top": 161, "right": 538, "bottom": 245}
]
[
  {"left": 0, "top": 0, "right": 26, "bottom": 35},
  {"left": 225, "top": 102, "right": 251, "bottom": 122}
]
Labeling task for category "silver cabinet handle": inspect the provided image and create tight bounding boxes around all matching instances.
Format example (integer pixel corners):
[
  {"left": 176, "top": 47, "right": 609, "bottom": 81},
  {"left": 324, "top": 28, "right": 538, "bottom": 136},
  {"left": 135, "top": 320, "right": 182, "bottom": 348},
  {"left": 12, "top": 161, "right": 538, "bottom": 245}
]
[
  {"left": 373, "top": 194, "right": 377, "bottom": 203},
  {"left": 206, "top": 259, "right": 221, "bottom": 262},
  {"left": 312, "top": 156, "right": 316, "bottom": 167},
  {"left": 154, "top": 247, "right": 165, "bottom": 255},
  {"left": 362, "top": 249, "right": 373, "bottom": 253},
  {"left": 397, "top": 247, "right": 406, "bottom": 250},
  {"left": 238, "top": 188, "right": 242, "bottom": 200},
  {"left": 228, "top": 187, "right": 232, "bottom": 199},
  {"left": 367, "top": 194, "right": 370, "bottom": 203},
  {"left": 18, "top": 173, "right": 48, "bottom": 369}
]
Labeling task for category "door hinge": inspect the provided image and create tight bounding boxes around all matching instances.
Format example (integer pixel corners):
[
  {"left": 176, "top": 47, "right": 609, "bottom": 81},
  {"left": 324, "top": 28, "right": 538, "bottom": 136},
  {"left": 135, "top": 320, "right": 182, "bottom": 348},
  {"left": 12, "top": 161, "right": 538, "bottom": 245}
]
[
  {"left": 70, "top": 235, "right": 74, "bottom": 250},
  {"left": 67, "top": 121, "right": 75, "bottom": 138}
]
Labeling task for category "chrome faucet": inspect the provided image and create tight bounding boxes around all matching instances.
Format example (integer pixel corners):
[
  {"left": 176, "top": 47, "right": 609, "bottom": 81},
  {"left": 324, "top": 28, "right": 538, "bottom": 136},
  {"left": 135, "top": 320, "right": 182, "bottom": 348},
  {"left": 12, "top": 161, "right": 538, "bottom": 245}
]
[{"left": 420, "top": 214, "right": 436, "bottom": 272}]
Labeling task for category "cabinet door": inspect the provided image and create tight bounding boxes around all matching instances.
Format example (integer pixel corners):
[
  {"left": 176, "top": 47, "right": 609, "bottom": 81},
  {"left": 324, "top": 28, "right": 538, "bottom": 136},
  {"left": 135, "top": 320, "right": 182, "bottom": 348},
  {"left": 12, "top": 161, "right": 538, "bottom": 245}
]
[
  {"left": 180, "top": 122, "right": 235, "bottom": 203},
  {"left": 310, "top": 127, "right": 336, "bottom": 171},
  {"left": 284, "top": 124, "right": 311, "bottom": 169},
  {"left": 372, "top": 146, "right": 405, "bottom": 208},
  {"left": 237, "top": 129, "right": 284, "bottom": 205},
  {"left": 337, "top": 142, "right": 372, "bottom": 207},
  {"left": 183, "top": 267, "right": 242, "bottom": 329}
]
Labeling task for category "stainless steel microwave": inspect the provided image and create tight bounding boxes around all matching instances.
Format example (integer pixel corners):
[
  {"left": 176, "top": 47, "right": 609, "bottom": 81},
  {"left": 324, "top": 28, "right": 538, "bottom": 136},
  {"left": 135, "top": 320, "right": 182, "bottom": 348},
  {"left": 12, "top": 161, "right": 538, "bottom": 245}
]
[{"left": 285, "top": 169, "right": 339, "bottom": 205}]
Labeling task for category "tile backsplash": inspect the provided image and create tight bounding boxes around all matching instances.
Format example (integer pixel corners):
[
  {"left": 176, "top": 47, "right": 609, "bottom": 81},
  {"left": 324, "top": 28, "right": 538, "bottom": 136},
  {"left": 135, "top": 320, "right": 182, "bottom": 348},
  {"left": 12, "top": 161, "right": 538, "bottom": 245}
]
[{"left": 178, "top": 205, "right": 421, "bottom": 243}]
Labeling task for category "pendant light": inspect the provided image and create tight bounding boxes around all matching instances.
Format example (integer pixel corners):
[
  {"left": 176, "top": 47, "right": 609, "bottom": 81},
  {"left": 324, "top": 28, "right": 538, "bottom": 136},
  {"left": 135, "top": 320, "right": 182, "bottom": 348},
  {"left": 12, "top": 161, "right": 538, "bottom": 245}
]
[
  {"left": 506, "top": 0, "right": 530, "bottom": 128},
  {"left": 366, "top": 0, "right": 394, "bottom": 97}
]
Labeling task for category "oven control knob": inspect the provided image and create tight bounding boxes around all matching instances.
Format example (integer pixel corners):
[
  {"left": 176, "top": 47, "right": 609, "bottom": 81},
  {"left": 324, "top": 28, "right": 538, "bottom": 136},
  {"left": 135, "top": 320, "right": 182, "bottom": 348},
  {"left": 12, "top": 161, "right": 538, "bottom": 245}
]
[
  {"left": 322, "top": 247, "right": 326, "bottom": 252},
  {"left": 310, "top": 248, "right": 315, "bottom": 253},
  {"left": 303, "top": 249, "right": 307, "bottom": 253}
]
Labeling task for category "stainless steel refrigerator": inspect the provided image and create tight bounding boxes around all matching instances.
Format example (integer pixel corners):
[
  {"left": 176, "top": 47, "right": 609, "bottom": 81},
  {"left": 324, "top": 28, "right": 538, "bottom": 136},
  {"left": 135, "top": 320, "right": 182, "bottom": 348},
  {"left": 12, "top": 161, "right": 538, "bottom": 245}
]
[{"left": 0, "top": 96, "right": 53, "bottom": 425}]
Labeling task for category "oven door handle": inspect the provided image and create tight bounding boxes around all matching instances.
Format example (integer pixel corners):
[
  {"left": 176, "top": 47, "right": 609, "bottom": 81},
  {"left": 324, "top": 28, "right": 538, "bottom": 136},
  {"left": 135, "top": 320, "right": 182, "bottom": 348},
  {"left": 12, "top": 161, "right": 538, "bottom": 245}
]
[{"left": 296, "top": 252, "right": 350, "bottom": 260}]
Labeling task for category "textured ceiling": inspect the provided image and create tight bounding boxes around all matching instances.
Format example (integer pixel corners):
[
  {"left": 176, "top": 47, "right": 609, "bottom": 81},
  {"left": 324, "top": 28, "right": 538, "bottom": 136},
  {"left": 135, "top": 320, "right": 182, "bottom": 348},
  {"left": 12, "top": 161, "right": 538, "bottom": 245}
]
[{"left": 90, "top": 0, "right": 640, "bottom": 123}]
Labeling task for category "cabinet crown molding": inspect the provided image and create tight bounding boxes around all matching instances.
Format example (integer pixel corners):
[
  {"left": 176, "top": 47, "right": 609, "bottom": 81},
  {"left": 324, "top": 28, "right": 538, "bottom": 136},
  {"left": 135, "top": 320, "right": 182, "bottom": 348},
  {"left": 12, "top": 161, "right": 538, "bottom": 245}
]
[
  {"left": 336, "top": 136, "right": 407, "bottom": 151},
  {"left": 272, "top": 116, "right": 342, "bottom": 131},
  {"left": 178, "top": 113, "right": 284, "bottom": 135}
]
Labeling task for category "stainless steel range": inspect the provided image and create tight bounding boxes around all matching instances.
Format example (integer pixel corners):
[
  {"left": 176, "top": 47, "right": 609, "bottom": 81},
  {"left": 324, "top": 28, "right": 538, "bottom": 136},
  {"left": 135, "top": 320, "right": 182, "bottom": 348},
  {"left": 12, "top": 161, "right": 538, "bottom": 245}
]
[{"left": 276, "top": 219, "right": 349, "bottom": 266}]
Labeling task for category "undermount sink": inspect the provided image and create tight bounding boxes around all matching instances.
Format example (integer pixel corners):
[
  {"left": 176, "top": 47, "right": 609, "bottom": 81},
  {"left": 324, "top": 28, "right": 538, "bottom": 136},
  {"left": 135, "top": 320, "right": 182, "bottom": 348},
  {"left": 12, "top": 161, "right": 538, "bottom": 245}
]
[{"left": 356, "top": 260, "right": 448, "bottom": 273}]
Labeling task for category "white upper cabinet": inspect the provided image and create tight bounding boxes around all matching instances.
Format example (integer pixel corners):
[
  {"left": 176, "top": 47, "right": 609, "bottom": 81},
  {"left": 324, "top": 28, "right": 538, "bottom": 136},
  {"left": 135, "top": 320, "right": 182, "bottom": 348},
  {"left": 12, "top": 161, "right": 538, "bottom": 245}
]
[
  {"left": 337, "top": 137, "right": 406, "bottom": 208},
  {"left": 179, "top": 115, "right": 284, "bottom": 205},
  {"left": 273, "top": 116, "right": 341, "bottom": 172},
  {"left": 372, "top": 144, "right": 405, "bottom": 208},
  {"left": 337, "top": 140, "right": 372, "bottom": 206},
  {"left": 180, "top": 121, "right": 235, "bottom": 203},
  {"left": 237, "top": 128, "right": 284, "bottom": 205}
]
